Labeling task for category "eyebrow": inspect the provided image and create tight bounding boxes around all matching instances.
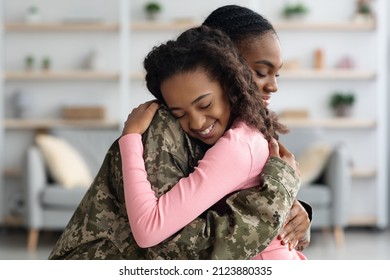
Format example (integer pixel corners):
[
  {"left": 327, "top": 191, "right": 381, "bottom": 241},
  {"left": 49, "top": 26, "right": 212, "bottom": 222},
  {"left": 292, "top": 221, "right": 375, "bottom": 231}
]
[
  {"left": 169, "top": 93, "right": 211, "bottom": 111},
  {"left": 255, "top": 60, "right": 283, "bottom": 70}
]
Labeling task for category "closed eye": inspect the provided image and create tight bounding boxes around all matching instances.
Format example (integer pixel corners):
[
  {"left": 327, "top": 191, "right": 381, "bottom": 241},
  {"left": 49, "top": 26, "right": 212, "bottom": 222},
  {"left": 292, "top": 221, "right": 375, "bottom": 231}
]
[
  {"left": 170, "top": 110, "right": 185, "bottom": 119},
  {"left": 200, "top": 102, "right": 211, "bottom": 109},
  {"left": 255, "top": 71, "right": 266, "bottom": 78}
]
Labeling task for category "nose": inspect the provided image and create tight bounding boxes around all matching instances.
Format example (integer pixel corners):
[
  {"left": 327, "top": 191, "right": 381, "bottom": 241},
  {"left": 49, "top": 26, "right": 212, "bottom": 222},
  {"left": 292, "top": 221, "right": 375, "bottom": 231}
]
[
  {"left": 188, "top": 112, "right": 206, "bottom": 131},
  {"left": 264, "top": 77, "right": 278, "bottom": 93}
]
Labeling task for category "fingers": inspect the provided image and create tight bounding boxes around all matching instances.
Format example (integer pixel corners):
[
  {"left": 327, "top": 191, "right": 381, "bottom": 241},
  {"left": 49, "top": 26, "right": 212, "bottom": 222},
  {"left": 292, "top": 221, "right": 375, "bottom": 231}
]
[
  {"left": 279, "top": 222, "right": 301, "bottom": 250},
  {"left": 289, "top": 240, "right": 299, "bottom": 251},
  {"left": 277, "top": 141, "right": 288, "bottom": 157},
  {"left": 278, "top": 141, "right": 294, "bottom": 160},
  {"left": 278, "top": 200, "right": 310, "bottom": 250},
  {"left": 268, "top": 138, "right": 280, "bottom": 158},
  {"left": 137, "top": 100, "right": 160, "bottom": 120},
  {"left": 296, "top": 239, "right": 310, "bottom": 252},
  {"left": 121, "top": 100, "right": 160, "bottom": 135}
]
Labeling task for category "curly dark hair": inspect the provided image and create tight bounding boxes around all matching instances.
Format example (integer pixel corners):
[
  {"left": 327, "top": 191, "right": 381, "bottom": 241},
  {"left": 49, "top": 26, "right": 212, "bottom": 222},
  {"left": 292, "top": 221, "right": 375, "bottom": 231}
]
[{"left": 144, "top": 25, "right": 282, "bottom": 141}]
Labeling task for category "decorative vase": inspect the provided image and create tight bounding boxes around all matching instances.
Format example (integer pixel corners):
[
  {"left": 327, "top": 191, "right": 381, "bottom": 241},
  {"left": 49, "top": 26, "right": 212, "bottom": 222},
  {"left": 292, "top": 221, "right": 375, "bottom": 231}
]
[{"left": 12, "top": 90, "right": 31, "bottom": 118}]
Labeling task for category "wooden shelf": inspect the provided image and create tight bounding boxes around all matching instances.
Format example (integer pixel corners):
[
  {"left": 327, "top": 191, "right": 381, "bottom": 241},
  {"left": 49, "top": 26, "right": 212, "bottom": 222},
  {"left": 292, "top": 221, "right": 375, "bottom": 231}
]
[
  {"left": 5, "top": 71, "right": 119, "bottom": 81},
  {"left": 131, "top": 20, "right": 199, "bottom": 31},
  {"left": 130, "top": 72, "right": 145, "bottom": 80},
  {"left": 280, "top": 118, "right": 376, "bottom": 128},
  {"left": 4, "top": 22, "right": 119, "bottom": 32},
  {"left": 132, "top": 20, "right": 377, "bottom": 32},
  {"left": 280, "top": 69, "right": 376, "bottom": 80},
  {"left": 348, "top": 216, "right": 377, "bottom": 226},
  {"left": 8, "top": 69, "right": 372, "bottom": 82},
  {"left": 3, "top": 215, "right": 24, "bottom": 226},
  {"left": 3, "top": 168, "right": 22, "bottom": 178},
  {"left": 274, "top": 21, "right": 376, "bottom": 31},
  {"left": 4, "top": 119, "right": 120, "bottom": 129},
  {"left": 131, "top": 69, "right": 375, "bottom": 81},
  {"left": 351, "top": 168, "right": 377, "bottom": 179},
  {"left": 5, "top": 20, "right": 370, "bottom": 33}
]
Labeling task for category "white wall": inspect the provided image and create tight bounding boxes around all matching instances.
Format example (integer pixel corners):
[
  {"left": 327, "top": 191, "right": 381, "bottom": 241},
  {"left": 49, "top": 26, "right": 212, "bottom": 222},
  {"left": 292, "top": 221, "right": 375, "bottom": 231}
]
[{"left": 1, "top": 0, "right": 389, "bottom": 224}]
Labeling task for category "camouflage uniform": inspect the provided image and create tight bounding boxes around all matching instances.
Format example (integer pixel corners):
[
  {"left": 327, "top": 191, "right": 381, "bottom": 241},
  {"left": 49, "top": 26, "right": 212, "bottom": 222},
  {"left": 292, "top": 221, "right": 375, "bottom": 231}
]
[{"left": 48, "top": 105, "right": 301, "bottom": 260}]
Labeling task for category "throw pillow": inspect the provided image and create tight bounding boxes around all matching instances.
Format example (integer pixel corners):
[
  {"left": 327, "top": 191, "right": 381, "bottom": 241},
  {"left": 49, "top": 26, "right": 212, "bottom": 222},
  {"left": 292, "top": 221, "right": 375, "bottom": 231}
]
[
  {"left": 35, "top": 133, "right": 93, "bottom": 189},
  {"left": 297, "top": 143, "right": 333, "bottom": 186}
]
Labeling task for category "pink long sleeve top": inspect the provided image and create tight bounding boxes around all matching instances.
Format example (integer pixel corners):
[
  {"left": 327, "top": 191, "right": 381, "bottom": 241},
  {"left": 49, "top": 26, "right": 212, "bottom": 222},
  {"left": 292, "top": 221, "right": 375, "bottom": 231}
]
[
  {"left": 120, "top": 120, "right": 307, "bottom": 260},
  {"left": 119, "top": 121, "right": 268, "bottom": 248}
]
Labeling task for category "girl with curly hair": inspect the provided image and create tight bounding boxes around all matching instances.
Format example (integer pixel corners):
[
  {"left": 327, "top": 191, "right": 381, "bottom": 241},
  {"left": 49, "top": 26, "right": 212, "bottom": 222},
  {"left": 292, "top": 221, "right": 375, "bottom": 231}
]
[{"left": 120, "top": 25, "right": 306, "bottom": 260}]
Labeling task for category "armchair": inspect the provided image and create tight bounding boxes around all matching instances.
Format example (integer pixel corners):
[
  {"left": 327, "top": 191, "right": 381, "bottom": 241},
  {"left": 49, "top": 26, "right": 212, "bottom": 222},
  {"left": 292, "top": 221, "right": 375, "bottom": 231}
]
[
  {"left": 24, "top": 129, "right": 118, "bottom": 251},
  {"left": 281, "top": 129, "right": 351, "bottom": 248}
]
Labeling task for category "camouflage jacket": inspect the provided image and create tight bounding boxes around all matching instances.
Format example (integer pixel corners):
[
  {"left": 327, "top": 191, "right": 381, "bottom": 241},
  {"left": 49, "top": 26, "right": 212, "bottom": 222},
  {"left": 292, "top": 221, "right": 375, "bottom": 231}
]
[{"left": 48, "top": 106, "right": 301, "bottom": 260}]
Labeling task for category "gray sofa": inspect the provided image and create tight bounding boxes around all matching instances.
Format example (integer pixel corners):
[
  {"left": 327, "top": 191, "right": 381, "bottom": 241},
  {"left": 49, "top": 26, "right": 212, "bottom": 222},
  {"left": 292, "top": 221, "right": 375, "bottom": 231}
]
[
  {"left": 24, "top": 128, "right": 119, "bottom": 251},
  {"left": 280, "top": 128, "right": 351, "bottom": 248}
]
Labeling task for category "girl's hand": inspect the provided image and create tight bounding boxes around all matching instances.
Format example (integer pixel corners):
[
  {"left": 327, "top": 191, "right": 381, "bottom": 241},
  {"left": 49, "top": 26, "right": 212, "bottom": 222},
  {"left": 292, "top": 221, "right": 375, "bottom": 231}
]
[{"left": 121, "top": 101, "right": 160, "bottom": 136}]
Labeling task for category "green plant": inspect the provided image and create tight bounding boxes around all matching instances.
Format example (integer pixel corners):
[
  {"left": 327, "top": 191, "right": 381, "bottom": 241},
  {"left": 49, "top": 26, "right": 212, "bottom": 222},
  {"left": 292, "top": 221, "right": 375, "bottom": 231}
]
[
  {"left": 330, "top": 92, "right": 355, "bottom": 108},
  {"left": 145, "top": 2, "right": 161, "bottom": 14},
  {"left": 27, "top": 6, "right": 39, "bottom": 15},
  {"left": 25, "top": 55, "right": 35, "bottom": 70},
  {"left": 42, "top": 57, "right": 51, "bottom": 70},
  {"left": 358, "top": 4, "right": 371, "bottom": 14},
  {"left": 283, "top": 3, "right": 309, "bottom": 18}
]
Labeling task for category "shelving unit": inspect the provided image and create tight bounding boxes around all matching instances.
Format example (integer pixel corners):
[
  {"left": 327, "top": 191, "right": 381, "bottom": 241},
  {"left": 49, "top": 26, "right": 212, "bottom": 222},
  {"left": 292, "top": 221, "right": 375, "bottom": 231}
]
[
  {"left": 127, "top": 1, "right": 388, "bottom": 228},
  {"left": 272, "top": 1, "right": 388, "bottom": 228},
  {"left": 0, "top": 0, "right": 387, "bottom": 229},
  {"left": 0, "top": 0, "right": 125, "bottom": 225}
]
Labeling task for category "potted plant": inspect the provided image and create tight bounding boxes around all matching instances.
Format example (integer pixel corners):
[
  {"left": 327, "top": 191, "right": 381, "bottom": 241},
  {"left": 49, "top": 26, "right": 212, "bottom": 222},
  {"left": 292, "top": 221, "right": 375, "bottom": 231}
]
[
  {"left": 144, "top": 2, "right": 162, "bottom": 20},
  {"left": 25, "top": 55, "right": 35, "bottom": 71},
  {"left": 282, "top": 2, "right": 309, "bottom": 20},
  {"left": 353, "top": 0, "right": 374, "bottom": 23},
  {"left": 25, "top": 6, "right": 42, "bottom": 23},
  {"left": 330, "top": 92, "right": 355, "bottom": 117},
  {"left": 41, "top": 56, "right": 51, "bottom": 71}
]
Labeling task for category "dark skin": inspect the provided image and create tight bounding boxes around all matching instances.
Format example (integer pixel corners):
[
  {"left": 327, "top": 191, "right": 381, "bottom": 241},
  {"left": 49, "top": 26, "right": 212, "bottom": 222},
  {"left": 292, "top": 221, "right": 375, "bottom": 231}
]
[
  {"left": 125, "top": 31, "right": 311, "bottom": 251},
  {"left": 124, "top": 99, "right": 310, "bottom": 251},
  {"left": 238, "top": 33, "right": 311, "bottom": 250}
]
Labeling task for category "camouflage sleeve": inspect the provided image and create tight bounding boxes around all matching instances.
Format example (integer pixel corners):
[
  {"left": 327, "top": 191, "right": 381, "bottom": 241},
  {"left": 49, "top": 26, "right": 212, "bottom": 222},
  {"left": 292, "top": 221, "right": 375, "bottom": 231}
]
[
  {"left": 208, "top": 157, "right": 300, "bottom": 259},
  {"left": 48, "top": 105, "right": 303, "bottom": 260},
  {"left": 140, "top": 106, "right": 301, "bottom": 259}
]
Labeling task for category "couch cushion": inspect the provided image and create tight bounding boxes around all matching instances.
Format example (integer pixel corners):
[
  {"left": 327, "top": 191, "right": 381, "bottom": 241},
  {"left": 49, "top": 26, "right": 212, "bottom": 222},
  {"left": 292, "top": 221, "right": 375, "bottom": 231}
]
[
  {"left": 41, "top": 185, "right": 87, "bottom": 209},
  {"left": 35, "top": 133, "right": 93, "bottom": 189},
  {"left": 52, "top": 129, "right": 118, "bottom": 175},
  {"left": 297, "top": 184, "right": 331, "bottom": 207},
  {"left": 297, "top": 143, "right": 332, "bottom": 186}
]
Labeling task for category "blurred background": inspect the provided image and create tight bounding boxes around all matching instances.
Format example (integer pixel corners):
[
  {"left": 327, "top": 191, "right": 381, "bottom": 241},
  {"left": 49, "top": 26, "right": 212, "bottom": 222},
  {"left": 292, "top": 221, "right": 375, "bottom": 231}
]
[{"left": 0, "top": 0, "right": 389, "bottom": 259}]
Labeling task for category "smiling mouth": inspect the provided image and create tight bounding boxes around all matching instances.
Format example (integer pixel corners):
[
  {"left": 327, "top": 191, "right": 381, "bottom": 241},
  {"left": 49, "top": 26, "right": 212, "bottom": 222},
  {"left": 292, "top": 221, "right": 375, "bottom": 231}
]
[
  {"left": 199, "top": 122, "right": 215, "bottom": 136},
  {"left": 262, "top": 95, "right": 271, "bottom": 106}
]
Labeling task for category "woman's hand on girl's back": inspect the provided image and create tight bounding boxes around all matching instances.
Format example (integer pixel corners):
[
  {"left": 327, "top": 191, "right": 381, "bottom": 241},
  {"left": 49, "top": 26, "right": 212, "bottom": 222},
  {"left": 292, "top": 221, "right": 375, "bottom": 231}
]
[
  {"left": 268, "top": 138, "right": 300, "bottom": 176},
  {"left": 121, "top": 101, "right": 160, "bottom": 136}
]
